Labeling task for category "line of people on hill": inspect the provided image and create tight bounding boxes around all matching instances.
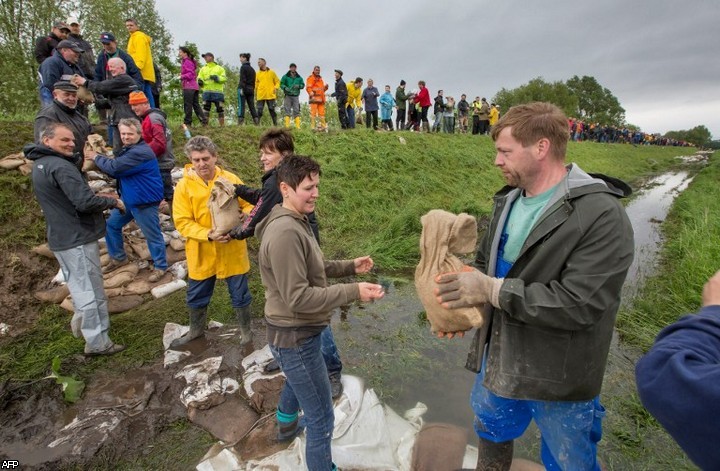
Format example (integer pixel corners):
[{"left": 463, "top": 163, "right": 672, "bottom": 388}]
[{"left": 568, "top": 118, "right": 692, "bottom": 146}]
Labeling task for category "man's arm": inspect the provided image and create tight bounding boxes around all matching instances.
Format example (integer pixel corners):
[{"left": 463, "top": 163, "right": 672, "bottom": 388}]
[
  {"left": 144, "top": 114, "right": 167, "bottom": 157},
  {"left": 172, "top": 180, "right": 213, "bottom": 241},
  {"left": 54, "top": 164, "right": 118, "bottom": 213}
]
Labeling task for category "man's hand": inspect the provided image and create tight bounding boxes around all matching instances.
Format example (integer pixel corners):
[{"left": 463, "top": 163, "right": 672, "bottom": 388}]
[
  {"left": 353, "top": 255, "right": 374, "bottom": 274},
  {"left": 702, "top": 270, "right": 720, "bottom": 306},
  {"left": 208, "top": 230, "right": 231, "bottom": 243},
  {"left": 114, "top": 198, "right": 126, "bottom": 214},
  {"left": 210, "top": 75, "right": 219, "bottom": 82},
  {"left": 84, "top": 147, "right": 97, "bottom": 160},
  {"left": 70, "top": 74, "right": 86, "bottom": 86},
  {"left": 434, "top": 268, "right": 503, "bottom": 309},
  {"left": 198, "top": 79, "right": 204, "bottom": 87}
]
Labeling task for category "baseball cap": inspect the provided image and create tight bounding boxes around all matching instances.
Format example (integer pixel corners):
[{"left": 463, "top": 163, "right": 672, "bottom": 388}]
[
  {"left": 128, "top": 91, "right": 149, "bottom": 105},
  {"left": 56, "top": 40, "right": 84, "bottom": 52},
  {"left": 202, "top": 52, "right": 214, "bottom": 59},
  {"left": 66, "top": 17, "right": 79, "bottom": 26},
  {"left": 99, "top": 32, "right": 116, "bottom": 44},
  {"left": 53, "top": 81, "right": 78, "bottom": 92},
  {"left": 54, "top": 21, "right": 70, "bottom": 31},
  {"left": 289, "top": 63, "right": 297, "bottom": 68},
  {"left": 334, "top": 69, "right": 343, "bottom": 76}
]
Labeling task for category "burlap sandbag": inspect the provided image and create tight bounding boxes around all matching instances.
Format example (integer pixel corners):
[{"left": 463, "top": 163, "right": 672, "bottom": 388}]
[
  {"left": 108, "top": 294, "right": 144, "bottom": 313},
  {"left": 169, "top": 237, "right": 185, "bottom": 251},
  {"left": 166, "top": 247, "right": 186, "bottom": 264},
  {"left": 34, "top": 284, "right": 70, "bottom": 304},
  {"left": 207, "top": 177, "right": 242, "bottom": 235},
  {"left": 103, "top": 261, "right": 138, "bottom": 280},
  {"left": 60, "top": 296, "right": 74, "bottom": 312},
  {"left": 128, "top": 236, "right": 152, "bottom": 260},
  {"left": 18, "top": 161, "right": 33, "bottom": 176},
  {"left": 31, "top": 243, "right": 55, "bottom": 259},
  {"left": 104, "top": 271, "right": 136, "bottom": 289},
  {"left": 82, "top": 134, "right": 110, "bottom": 172},
  {"left": 76, "top": 85, "right": 94, "bottom": 103},
  {"left": 414, "top": 209, "right": 485, "bottom": 333},
  {"left": 0, "top": 153, "right": 25, "bottom": 170}
]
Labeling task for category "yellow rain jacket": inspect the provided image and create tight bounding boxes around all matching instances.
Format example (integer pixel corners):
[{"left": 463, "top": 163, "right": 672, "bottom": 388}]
[
  {"left": 255, "top": 68, "right": 280, "bottom": 100},
  {"left": 346, "top": 81, "right": 362, "bottom": 109},
  {"left": 173, "top": 164, "right": 253, "bottom": 280},
  {"left": 127, "top": 30, "right": 155, "bottom": 83}
]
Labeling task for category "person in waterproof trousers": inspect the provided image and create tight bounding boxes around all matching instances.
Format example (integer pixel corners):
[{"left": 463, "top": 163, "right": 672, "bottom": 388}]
[
  {"left": 434, "top": 102, "right": 634, "bottom": 470},
  {"left": 229, "top": 128, "right": 346, "bottom": 400},
  {"left": 256, "top": 155, "right": 384, "bottom": 470}
]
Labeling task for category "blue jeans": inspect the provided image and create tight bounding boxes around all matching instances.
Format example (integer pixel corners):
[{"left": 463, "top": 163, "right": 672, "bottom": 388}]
[
  {"left": 320, "top": 325, "right": 341, "bottom": 376},
  {"left": 271, "top": 334, "right": 334, "bottom": 470},
  {"left": 105, "top": 205, "right": 167, "bottom": 271},
  {"left": 143, "top": 81, "right": 156, "bottom": 108},
  {"left": 186, "top": 274, "right": 251, "bottom": 309},
  {"left": 471, "top": 369, "right": 604, "bottom": 470}
]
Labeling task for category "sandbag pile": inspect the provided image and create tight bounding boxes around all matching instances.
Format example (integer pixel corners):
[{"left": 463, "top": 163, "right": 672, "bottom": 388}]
[{"left": 0, "top": 153, "right": 33, "bottom": 175}]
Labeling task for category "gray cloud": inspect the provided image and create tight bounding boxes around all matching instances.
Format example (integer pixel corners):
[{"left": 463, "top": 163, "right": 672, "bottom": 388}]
[{"left": 157, "top": 0, "right": 720, "bottom": 137}]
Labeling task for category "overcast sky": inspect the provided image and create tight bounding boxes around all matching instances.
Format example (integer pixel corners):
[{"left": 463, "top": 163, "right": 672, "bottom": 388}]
[{"left": 155, "top": 0, "right": 719, "bottom": 138}]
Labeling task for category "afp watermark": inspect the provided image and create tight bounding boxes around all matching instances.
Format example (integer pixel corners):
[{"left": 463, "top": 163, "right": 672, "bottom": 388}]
[{"left": 1, "top": 461, "right": 19, "bottom": 469}]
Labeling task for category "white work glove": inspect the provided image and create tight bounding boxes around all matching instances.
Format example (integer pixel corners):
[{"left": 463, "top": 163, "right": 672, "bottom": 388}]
[{"left": 434, "top": 267, "right": 503, "bottom": 309}]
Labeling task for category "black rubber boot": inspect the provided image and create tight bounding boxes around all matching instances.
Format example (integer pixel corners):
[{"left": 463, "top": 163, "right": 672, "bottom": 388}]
[
  {"left": 169, "top": 307, "right": 207, "bottom": 348},
  {"left": 277, "top": 417, "right": 304, "bottom": 442},
  {"left": 234, "top": 305, "right": 253, "bottom": 346},
  {"left": 475, "top": 437, "right": 513, "bottom": 471}
]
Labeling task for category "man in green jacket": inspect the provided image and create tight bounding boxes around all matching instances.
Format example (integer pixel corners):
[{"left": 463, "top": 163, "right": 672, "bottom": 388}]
[
  {"left": 435, "top": 102, "right": 634, "bottom": 470},
  {"left": 280, "top": 63, "right": 304, "bottom": 129},
  {"left": 198, "top": 53, "right": 227, "bottom": 126}
]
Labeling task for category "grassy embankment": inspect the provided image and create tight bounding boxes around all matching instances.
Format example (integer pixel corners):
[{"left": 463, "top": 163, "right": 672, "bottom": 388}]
[{"left": 0, "top": 119, "right": 699, "bottom": 469}]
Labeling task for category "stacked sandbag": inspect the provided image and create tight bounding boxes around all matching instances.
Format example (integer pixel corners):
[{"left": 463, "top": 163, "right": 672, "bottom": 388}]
[
  {"left": 82, "top": 134, "right": 112, "bottom": 172},
  {"left": 0, "top": 153, "right": 27, "bottom": 171}
]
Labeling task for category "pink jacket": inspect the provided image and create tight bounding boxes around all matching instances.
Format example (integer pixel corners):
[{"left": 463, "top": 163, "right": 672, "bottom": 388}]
[{"left": 180, "top": 57, "right": 199, "bottom": 90}]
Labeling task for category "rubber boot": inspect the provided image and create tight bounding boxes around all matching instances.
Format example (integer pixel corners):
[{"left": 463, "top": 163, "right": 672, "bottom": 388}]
[
  {"left": 284, "top": 116, "right": 291, "bottom": 128},
  {"left": 423, "top": 122, "right": 431, "bottom": 133},
  {"left": 237, "top": 117, "right": 244, "bottom": 125},
  {"left": 475, "top": 437, "right": 513, "bottom": 471},
  {"left": 277, "top": 410, "right": 304, "bottom": 442},
  {"left": 311, "top": 116, "right": 316, "bottom": 129},
  {"left": 253, "top": 117, "right": 260, "bottom": 125},
  {"left": 294, "top": 117, "right": 301, "bottom": 129},
  {"left": 218, "top": 116, "right": 225, "bottom": 127},
  {"left": 169, "top": 307, "right": 207, "bottom": 348},
  {"left": 235, "top": 305, "right": 253, "bottom": 346}
]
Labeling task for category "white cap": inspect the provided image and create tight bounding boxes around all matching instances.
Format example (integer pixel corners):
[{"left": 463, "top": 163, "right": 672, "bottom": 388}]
[{"left": 66, "top": 16, "right": 79, "bottom": 25}]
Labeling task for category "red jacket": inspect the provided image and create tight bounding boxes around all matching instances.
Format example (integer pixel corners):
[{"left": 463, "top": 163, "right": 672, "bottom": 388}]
[{"left": 414, "top": 87, "right": 431, "bottom": 107}]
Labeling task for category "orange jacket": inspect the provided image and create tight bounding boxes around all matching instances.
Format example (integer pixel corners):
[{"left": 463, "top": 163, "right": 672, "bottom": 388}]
[{"left": 306, "top": 74, "right": 328, "bottom": 104}]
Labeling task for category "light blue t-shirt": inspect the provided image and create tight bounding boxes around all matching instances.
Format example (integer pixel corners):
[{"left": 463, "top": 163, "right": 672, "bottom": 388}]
[{"left": 501, "top": 184, "right": 559, "bottom": 264}]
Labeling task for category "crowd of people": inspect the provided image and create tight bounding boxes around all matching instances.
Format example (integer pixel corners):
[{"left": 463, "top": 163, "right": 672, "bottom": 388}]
[
  {"left": 28, "top": 17, "right": 713, "bottom": 471},
  {"left": 568, "top": 118, "right": 692, "bottom": 146}
]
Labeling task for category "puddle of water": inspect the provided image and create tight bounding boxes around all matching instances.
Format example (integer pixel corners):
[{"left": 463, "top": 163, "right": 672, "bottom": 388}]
[
  {"left": 622, "top": 172, "right": 692, "bottom": 298},
  {"left": 335, "top": 171, "right": 694, "bottom": 462}
]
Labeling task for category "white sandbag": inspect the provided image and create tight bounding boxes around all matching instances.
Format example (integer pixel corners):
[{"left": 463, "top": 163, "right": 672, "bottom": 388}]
[
  {"left": 169, "top": 261, "right": 188, "bottom": 280},
  {"left": 151, "top": 278, "right": 187, "bottom": 299}
]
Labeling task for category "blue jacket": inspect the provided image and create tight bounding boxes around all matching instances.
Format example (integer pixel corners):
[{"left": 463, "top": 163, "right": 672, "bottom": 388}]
[
  {"left": 39, "top": 52, "right": 85, "bottom": 97},
  {"left": 636, "top": 304, "right": 720, "bottom": 470},
  {"left": 95, "top": 141, "right": 163, "bottom": 208},
  {"left": 379, "top": 91, "right": 396, "bottom": 120},
  {"left": 95, "top": 48, "right": 144, "bottom": 89}
]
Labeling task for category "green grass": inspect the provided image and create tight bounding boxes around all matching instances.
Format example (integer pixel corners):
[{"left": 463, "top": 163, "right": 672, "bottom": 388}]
[{"left": 0, "top": 118, "right": 704, "bottom": 468}]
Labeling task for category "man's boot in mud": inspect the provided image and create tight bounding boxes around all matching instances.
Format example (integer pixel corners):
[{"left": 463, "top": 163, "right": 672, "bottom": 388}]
[
  {"left": 169, "top": 307, "right": 207, "bottom": 349},
  {"left": 235, "top": 305, "right": 253, "bottom": 346},
  {"left": 475, "top": 437, "right": 513, "bottom": 471}
]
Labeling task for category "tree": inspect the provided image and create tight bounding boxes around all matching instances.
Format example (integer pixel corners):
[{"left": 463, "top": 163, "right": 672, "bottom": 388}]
[
  {"left": 665, "top": 125, "right": 712, "bottom": 147},
  {"left": 493, "top": 77, "right": 578, "bottom": 118},
  {"left": 0, "top": 0, "right": 172, "bottom": 115},
  {"left": 566, "top": 75, "right": 625, "bottom": 126}
]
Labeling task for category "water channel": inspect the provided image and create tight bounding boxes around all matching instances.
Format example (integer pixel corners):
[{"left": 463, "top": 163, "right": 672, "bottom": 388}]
[{"left": 331, "top": 169, "right": 696, "bottom": 465}]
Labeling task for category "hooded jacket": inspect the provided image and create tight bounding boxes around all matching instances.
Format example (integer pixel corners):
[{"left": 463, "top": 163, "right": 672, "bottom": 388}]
[
  {"left": 346, "top": 81, "right": 362, "bottom": 109},
  {"left": 306, "top": 73, "right": 327, "bottom": 104},
  {"left": 94, "top": 141, "right": 163, "bottom": 208},
  {"left": 180, "top": 57, "right": 199, "bottom": 90},
  {"left": 238, "top": 62, "right": 256, "bottom": 92},
  {"left": 127, "top": 30, "right": 155, "bottom": 82},
  {"left": 197, "top": 62, "right": 227, "bottom": 94},
  {"left": 68, "top": 33, "right": 95, "bottom": 79},
  {"left": 140, "top": 108, "right": 175, "bottom": 170},
  {"left": 34, "top": 100, "right": 92, "bottom": 155},
  {"left": 26, "top": 143, "right": 117, "bottom": 251},
  {"left": 468, "top": 163, "right": 634, "bottom": 401},
  {"left": 173, "top": 165, "right": 253, "bottom": 280},
  {"left": 256, "top": 205, "right": 359, "bottom": 331},
  {"left": 255, "top": 68, "right": 280, "bottom": 100}
]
